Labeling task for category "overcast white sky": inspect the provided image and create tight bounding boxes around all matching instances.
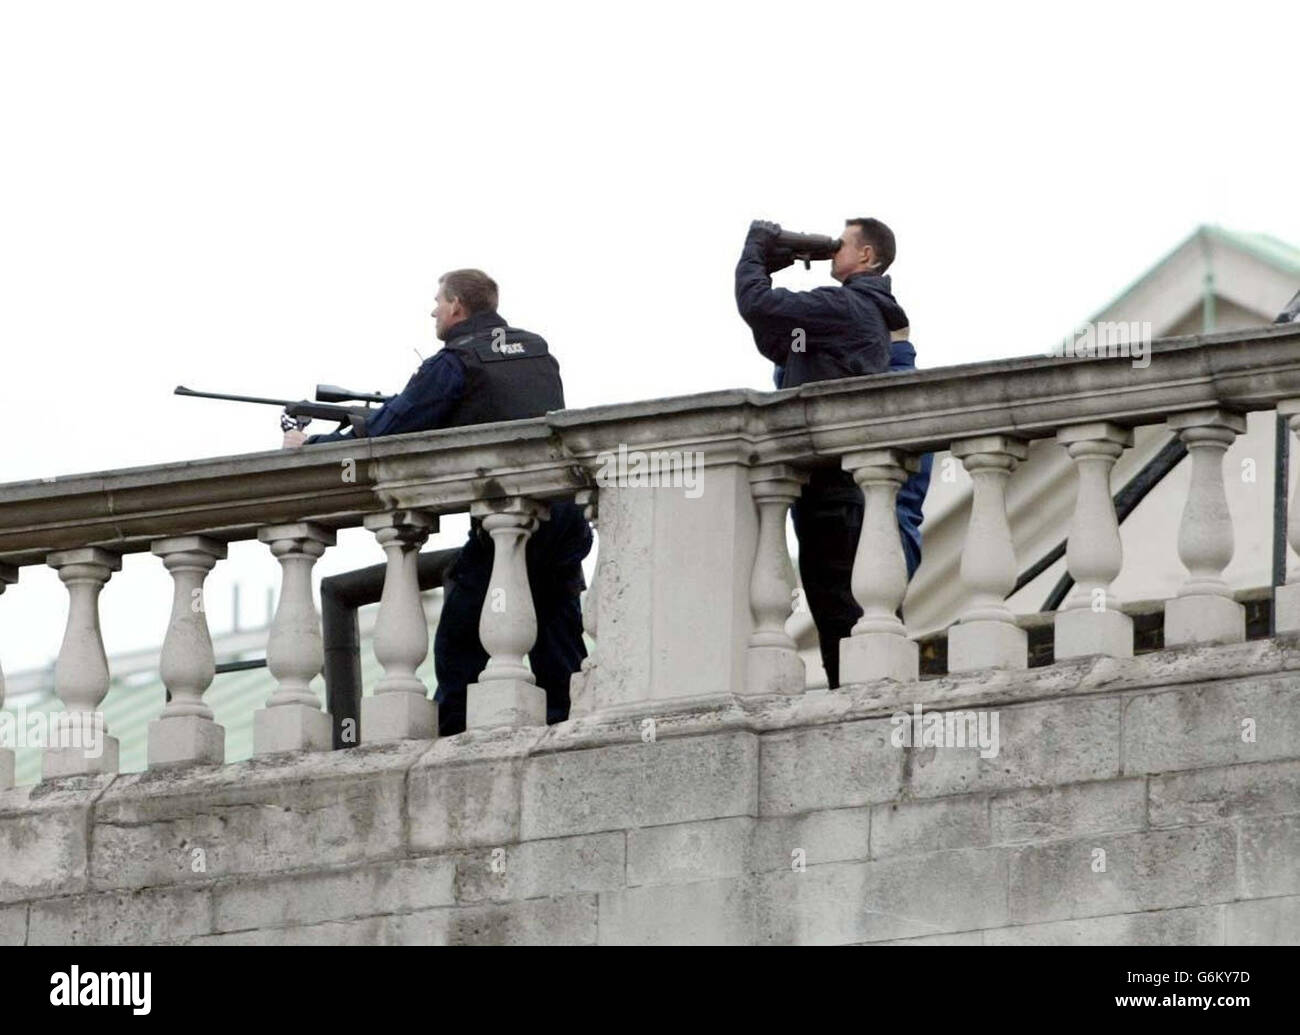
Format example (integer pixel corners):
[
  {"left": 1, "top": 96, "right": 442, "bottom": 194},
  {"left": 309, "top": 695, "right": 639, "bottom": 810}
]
[{"left": 2, "top": 0, "right": 1299, "bottom": 673}]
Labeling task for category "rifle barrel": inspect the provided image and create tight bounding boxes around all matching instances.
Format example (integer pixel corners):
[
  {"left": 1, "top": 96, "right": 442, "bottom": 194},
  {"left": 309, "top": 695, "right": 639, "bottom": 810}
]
[{"left": 174, "top": 386, "right": 295, "bottom": 408}]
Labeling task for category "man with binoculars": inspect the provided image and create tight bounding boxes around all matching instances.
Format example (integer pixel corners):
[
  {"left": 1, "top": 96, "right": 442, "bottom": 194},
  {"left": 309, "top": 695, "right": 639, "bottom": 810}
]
[{"left": 735, "top": 217, "right": 930, "bottom": 688}]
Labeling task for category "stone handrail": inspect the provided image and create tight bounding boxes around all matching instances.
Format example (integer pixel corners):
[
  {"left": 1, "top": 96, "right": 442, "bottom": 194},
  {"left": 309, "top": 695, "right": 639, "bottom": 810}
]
[{"left": 3, "top": 322, "right": 1300, "bottom": 784}]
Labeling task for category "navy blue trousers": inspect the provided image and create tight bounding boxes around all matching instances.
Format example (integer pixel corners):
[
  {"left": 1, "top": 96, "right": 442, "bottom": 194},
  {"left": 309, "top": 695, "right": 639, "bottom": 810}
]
[
  {"left": 433, "top": 502, "right": 591, "bottom": 736},
  {"left": 792, "top": 476, "right": 921, "bottom": 689}
]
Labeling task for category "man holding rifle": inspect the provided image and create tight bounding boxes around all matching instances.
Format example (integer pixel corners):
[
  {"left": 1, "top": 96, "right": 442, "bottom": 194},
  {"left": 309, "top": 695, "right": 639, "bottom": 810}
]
[
  {"left": 735, "top": 218, "right": 930, "bottom": 688},
  {"left": 283, "top": 269, "right": 592, "bottom": 736}
]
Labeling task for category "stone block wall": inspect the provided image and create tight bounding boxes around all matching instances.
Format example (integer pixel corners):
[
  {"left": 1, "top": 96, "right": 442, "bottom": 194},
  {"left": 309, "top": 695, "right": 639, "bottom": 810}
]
[{"left": 1, "top": 639, "right": 1297, "bottom": 945}]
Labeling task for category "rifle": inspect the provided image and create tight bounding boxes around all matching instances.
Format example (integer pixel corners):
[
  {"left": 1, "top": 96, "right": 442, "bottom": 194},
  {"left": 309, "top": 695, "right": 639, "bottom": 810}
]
[{"left": 174, "top": 384, "right": 393, "bottom": 437}]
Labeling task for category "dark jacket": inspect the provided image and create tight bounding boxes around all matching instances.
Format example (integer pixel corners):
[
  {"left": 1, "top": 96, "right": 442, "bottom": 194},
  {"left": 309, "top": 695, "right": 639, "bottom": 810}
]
[
  {"left": 307, "top": 310, "right": 589, "bottom": 590},
  {"left": 767, "top": 297, "right": 930, "bottom": 577},
  {"left": 440, "top": 313, "right": 565, "bottom": 427},
  {"left": 735, "top": 235, "right": 905, "bottom": 387},
  {"left": 772, "top": 340, "right": 930, "bottom": 577},
  {"left": 305, "top": 311, "right": 563, "bottom": 443}
]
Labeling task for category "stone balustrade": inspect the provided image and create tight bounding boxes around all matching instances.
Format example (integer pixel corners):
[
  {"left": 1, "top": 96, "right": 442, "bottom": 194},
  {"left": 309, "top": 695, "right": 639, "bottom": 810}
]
[{"left": 3, "top": 323, "right": 1300, "bottom": 784}]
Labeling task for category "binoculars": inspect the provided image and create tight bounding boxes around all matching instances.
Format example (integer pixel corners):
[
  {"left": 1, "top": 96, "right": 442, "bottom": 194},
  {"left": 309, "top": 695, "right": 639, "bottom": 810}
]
[{"left": 774, "top": 229, "right": 842, "bottom": 268}]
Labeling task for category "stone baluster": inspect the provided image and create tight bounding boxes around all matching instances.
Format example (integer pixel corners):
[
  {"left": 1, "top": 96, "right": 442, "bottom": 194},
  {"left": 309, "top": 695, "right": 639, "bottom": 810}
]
[
  {"left": 744, "top": 464, "right": 808, "bottom": 693},
  {"left": 1164, "top": 408, "right": 1247, "bottom": 645},
  {"left": 254, "top": 523, "right": 335, "bottom": 754},
  {"left": 467, "top": 498, "right": 547, "bottom": 730},
  {"left": 0, "top": 563, "right": 16, "bottom": 790},
  {"left": 949, "top": 436, "right": 1029, "bottom": 671},
  {"left": 361, "top": 510, "right": 436, "bottom": 741},
  {"left": 1054, "top": 422, "right": 1135, "bottom": 659},
  {"left": 45, "top": 548, "right": 122, "bottom": 778},
  {"left": 1274, "top": 400, "right": 1300, "bottom": 633},
  {"left": 839, "top": 449, "right": 921, "bottom": 684},
  {"left": 569, "top": 489, "right": 600, "bottom": 717},
  {"left": 148, "top": 536, "right": 228, "bottom": 767}
]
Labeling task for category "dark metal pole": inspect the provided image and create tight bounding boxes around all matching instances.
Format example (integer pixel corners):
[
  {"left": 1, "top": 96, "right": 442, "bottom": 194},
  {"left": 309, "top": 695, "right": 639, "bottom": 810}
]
[
  {"left": 322, "top": 579, "right": 365, "bottom": 749},
  {"left": 319, "top": 547, "right": 461, "bottom": 750},
  {"left": 1018, "top": 437, "right": 1189, "bottom": 611},
  {"left": 1272, "top": 413, "right": 1290, "bottom": 635},
  {"left": 208, "top": 548, "right": 460, "bottom": 750},
  {"left": 214, "top": 658, "right": 268, "bottom": 674}
]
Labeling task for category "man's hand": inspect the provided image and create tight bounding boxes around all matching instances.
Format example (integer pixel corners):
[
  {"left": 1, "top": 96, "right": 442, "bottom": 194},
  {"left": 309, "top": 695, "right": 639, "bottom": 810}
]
[
  {"left": 280, "top": 408, "right": 310, "bottom": 448},
  {"left": 747, "top": 220, "right": 793, "bottom": 273},
  {"left": 747, "top": 219, "right": 782, "bottom": 249}
]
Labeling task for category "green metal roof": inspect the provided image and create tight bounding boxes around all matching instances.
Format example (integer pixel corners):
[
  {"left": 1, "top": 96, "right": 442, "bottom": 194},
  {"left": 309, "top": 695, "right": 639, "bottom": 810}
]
[
  {"left": 9, "top": 634, "right": 432, "bottom": 786},
  {"left": 9, "top": 619, "right": 594, "bottom": 786}
]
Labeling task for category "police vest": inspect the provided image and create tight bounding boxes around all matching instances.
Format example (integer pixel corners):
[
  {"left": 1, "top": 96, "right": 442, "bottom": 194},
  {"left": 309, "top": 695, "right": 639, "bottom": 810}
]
[{"left": 443, "top": 325, "right": 566, "bottom": 427}]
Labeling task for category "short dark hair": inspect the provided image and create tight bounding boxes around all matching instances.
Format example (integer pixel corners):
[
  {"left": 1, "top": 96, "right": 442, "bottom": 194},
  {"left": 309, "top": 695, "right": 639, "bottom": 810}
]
[
  {"left": 438, "top": 269, "right": 499, "bottom": 314},
  {"left": 845, "top": 217, "right": 896, "bottom": 273}
]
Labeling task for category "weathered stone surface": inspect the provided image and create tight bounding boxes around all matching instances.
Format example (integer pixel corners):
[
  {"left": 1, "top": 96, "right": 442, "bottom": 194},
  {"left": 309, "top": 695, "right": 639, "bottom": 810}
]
[
  {"left": 585, "top": 464, "right": 758, "bottom": 706},
  {"left": 6, "top": 323, "right": 1300, "bottom": 574},
  {"left": 29, "top": 885, "right": 212, "bottom": 945},
  {"left": 453, "top": 832, "right": 625, "bottom": 903},
  {"left": 206, "top": 897, "right": 602, "bottom": 946},
  {"left": 520, "top": 731, "right": 758, "bottom": 840},
  {"left": 467, "top": 678, "right": 546, "bottom": 731},
  {"left": 872, "top": 930, "right": 985, "bottom": 945},
  {"left": 758, "top": 849, "right": 1009, "bottom": 944},
  {"left": 375, "top": 909, "right": 449, "bottom": 945},
  {"left": 0, "top": 630, "right": 1293, "bottom": 946},
  {"left": 871, "top": 795, "right": 990, "bottom": 857},
  {"left": 442, "top": 894, "right": 599, "bottom": 945},
  {"left": 1223, "top": 895, "right": 1300, "bottom": 945},
  {"left": 1123, "top": 677, "right": 1300, "bottom": 775},
  {"left": 0, "top": 903, "right": 26, "bottom": 945},
  {"left": 245, "top": 896, "right": 602, "bottom": 946},
  {"left": 1149, "top": 761, "right": 1300, "bottom": 827},
  {"left": 626, "top": 821, "right": 754, "bottom": 884},
  {"left": 408, "top": 756, "right": 524, "bottom": 852},
  {"left": 907, "top": 696, "right": 1122, "bottom": 799},
  {"left": 627, "top": 818, "right": 752, "bottom": 887},
  {"left": 89, "top": 742, "right": 426, "bottom": 890},
  {"left": 991, "top": 779, "right": 1146, "bottom": 844},
  {"left": 1238, "top": 814, "right": 1300, "bottom": 898},
  {"left": 199, "top": 893, "right": 599, "bottom": 946},
  {"left": 213, "top": 856, "right": 456, "bottom": 933},
  {"left": 191, "top": 916, "right": 392, "bottom": 946},
  {"left": 984, "top": 905, "right": 1223, "bottom": 945},
  {"left": 1008, "top": 824, "right": 1237, "bottom": 924},
  {"left": 0, "top": 775, "right": 113, "bottom": 903},
  {"left": 752, "top": 808, "right": 871, "bottom": 871},
  {"left": 599, "top": 877, "right": 755, "bottom": 945},
  {"left": 759, "top": 718, "right": 902, "bottom": 815},
  {"left": 625, "top": 810, "right": 877, "bottom": 887}
]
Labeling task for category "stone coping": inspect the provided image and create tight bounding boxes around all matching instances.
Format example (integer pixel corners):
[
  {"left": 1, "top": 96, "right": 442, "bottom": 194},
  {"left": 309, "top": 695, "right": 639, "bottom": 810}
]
[
  {"left": 2, "top": 323, "right": 1300, "bottom": 565},
  {"left": 4, "top": 635, "right": 1295, "bottom": 809}
]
